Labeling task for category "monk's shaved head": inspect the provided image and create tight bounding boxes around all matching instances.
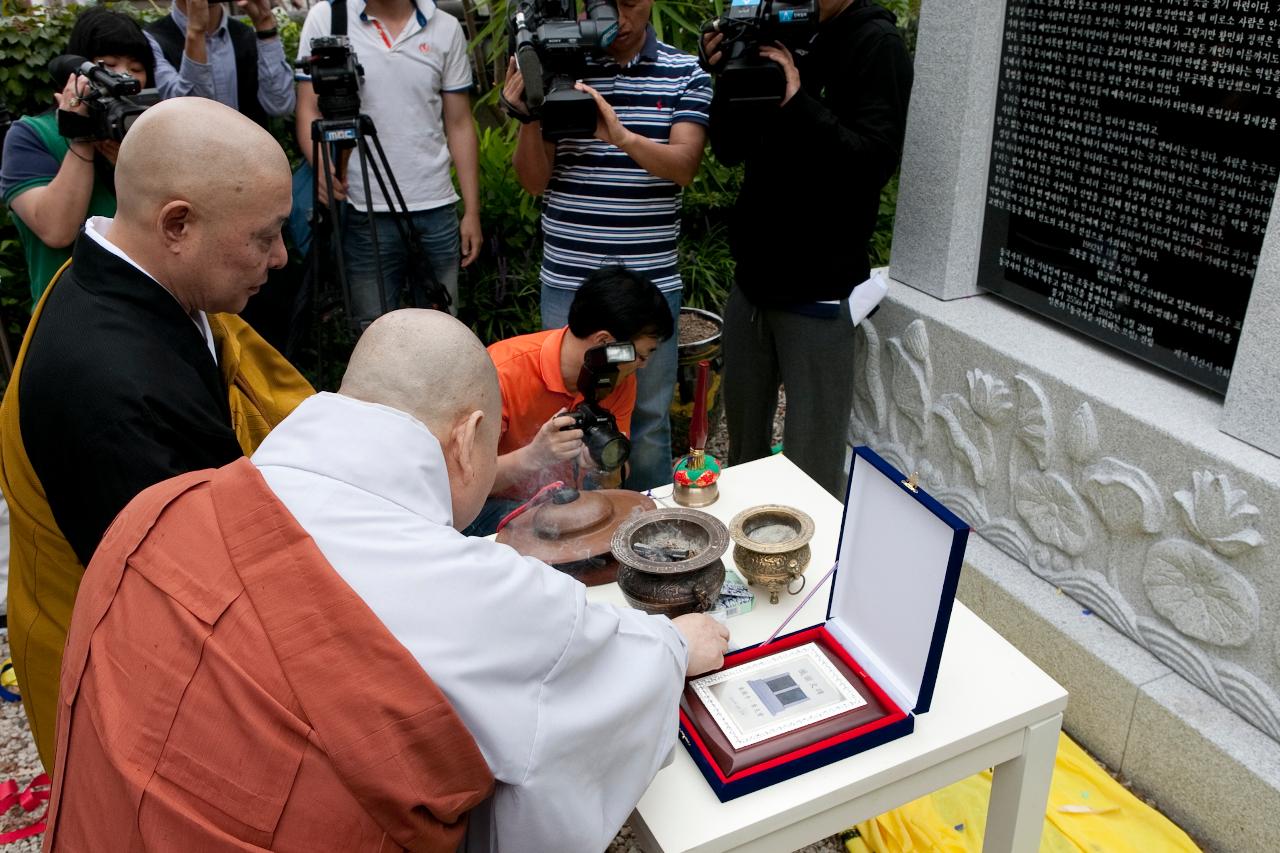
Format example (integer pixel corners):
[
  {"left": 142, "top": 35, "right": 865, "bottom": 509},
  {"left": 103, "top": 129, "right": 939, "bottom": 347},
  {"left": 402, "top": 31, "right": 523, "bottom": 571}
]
[
  {"left": 341, "top": 309, "right": 502, "bottom": 438},
  {"left": 114, "top": 98, "right": 289, "bottom": 226}
]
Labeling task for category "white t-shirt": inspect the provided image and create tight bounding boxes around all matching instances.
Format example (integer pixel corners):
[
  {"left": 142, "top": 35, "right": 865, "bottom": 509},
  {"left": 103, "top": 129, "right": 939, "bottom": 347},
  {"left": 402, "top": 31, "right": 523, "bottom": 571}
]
[{"left": 296, "top": 0, "right": 472, "bottom": 213}]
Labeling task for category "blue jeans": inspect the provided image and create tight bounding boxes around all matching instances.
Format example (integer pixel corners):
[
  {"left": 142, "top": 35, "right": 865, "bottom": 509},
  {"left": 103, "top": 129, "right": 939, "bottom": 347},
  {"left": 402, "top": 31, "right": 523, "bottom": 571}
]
[
  {"left": 342, "top": 204, "right": 461, "bottom": 327},
  {"left": 541, "top": 283, "right": 682, "bottom": 492}
]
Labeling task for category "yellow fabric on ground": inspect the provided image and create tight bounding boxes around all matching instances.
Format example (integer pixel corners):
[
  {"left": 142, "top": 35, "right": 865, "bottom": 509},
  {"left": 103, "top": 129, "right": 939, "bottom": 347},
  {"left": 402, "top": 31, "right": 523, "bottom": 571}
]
[{"left": 847, "top": 733, "right": 1199, "bottom": 853}]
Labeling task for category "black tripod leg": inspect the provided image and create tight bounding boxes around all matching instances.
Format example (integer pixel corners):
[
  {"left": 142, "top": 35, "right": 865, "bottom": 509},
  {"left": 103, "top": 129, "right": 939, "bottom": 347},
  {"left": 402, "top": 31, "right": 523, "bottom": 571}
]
[{"left": 352, "top": 135, "right": 390, "bottom": 321}]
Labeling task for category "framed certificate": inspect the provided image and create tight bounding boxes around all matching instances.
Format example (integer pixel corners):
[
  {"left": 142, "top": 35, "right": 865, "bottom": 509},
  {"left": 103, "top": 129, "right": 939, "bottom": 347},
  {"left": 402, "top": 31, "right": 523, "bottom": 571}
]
[
  {"left": 680, "top": 631, "right": 898, "bottom": 777},
  {"left": 689, "top": 643, "right": 867, "bottom": 750}
]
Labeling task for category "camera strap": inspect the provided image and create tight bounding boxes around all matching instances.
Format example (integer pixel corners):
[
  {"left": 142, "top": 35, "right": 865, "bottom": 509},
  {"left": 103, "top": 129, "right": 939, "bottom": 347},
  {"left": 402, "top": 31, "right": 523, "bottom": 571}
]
[{"left": 331, "top": 0, "right": 348, "bottom": 37}]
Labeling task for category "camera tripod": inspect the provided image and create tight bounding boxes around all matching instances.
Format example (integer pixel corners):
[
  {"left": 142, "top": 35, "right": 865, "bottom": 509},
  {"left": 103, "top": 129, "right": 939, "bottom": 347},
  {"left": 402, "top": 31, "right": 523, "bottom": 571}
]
[{"left": 308, "top": 114, "right": 451, "bottom": 334}]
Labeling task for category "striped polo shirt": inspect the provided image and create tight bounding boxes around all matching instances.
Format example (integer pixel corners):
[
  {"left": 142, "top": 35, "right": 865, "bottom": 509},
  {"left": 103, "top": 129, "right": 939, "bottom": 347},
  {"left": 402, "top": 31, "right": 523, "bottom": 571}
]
[{"left": 541, "top": 28, "right": 712, "bottom": 294}]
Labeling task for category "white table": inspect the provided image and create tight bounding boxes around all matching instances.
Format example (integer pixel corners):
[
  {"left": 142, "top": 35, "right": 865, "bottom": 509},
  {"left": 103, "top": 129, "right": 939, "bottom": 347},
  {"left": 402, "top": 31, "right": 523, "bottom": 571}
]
[{"left": 586, "top": 454, "right": 1068, "bottom": 853}]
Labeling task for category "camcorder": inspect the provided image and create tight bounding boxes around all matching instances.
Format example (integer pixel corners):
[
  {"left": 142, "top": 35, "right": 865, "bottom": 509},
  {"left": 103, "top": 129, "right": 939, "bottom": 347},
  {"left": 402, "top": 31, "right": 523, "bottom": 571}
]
[
  {"left": 509, "top": 0, "right": 619, "bottom": 140},
  {"left": 48, "top": 55, "right": 160, "bottom": 143},
  {"left": 303, "top": 36, "right": 364, "bottom": 121},
  {"left": 563, "top": 340, "right": 635, "bottom": 472},
  {"left": 699, "top": 0, "right": 817, "bottom": 108}
]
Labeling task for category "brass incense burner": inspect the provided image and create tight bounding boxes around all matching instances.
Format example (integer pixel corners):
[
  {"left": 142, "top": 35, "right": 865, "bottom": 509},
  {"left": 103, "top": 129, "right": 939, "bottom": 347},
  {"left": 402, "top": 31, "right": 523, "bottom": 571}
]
[
  {"left": 611, "top": 508, "right": 729, "bottom": 617},
  {"left": 728, "top": 505, "right": 815, "bottom": 604}
]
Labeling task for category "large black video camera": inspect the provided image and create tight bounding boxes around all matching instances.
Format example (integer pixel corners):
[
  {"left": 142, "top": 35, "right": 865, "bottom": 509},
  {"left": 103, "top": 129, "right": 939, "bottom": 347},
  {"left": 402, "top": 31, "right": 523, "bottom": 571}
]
[
  {"left": 509, "top": 0, "right": 618, "bottom": 140},
  {"left": 304, "top": 36, "right": 364, "bottom": 121},
  {"left": 48, "top": 55, "right": 159, "bottom": 143},
  {"left": 563, "top": 340, "right": 635, "bottom": 471},
  {"left": 699, "top": 0, "right": 817, "bottom": 108}
]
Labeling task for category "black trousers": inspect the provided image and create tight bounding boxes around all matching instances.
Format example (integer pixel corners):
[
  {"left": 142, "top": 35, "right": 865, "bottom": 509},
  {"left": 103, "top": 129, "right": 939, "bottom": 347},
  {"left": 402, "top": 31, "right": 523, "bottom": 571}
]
[{"left": 722, "top": 286, "right": 856, "bottom": 500}]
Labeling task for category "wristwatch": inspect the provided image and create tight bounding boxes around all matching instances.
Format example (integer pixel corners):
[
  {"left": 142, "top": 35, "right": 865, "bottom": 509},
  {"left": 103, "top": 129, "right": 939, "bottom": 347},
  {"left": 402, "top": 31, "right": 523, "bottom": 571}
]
[{"left": 255, "top": 26, "right": 279, "bottom": 40}]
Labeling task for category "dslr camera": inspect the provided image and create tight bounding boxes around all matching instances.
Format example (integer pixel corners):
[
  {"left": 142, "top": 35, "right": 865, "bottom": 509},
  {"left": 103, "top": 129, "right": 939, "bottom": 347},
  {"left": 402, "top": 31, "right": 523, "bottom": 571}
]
[
  {"left": 699, "top": 0, "right": 817, "bottom": 108},
  {"left": 49, "top": 55, "right": 159, "bottom": 143},
  {"left": 563, "top": 341, "right": 635, "bottom": 472},
  {"left": 509, "top": 0, "right": 619, "bottom": 140},
  {"left": 303, "top": 36, "right": 364, "bottom": 121}
]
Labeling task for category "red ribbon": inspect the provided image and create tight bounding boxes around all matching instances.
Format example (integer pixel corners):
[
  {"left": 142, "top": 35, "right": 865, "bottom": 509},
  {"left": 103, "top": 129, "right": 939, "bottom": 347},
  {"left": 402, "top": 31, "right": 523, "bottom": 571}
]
[{"left": 0, "top": 772, "right": 51, "bottom": 843}]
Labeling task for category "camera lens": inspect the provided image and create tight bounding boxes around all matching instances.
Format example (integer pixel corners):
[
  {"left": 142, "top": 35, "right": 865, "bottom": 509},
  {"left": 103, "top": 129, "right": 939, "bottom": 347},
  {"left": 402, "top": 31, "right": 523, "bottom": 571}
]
[{"left": 584, "top": 424, "right": 630, "bottom": 471}]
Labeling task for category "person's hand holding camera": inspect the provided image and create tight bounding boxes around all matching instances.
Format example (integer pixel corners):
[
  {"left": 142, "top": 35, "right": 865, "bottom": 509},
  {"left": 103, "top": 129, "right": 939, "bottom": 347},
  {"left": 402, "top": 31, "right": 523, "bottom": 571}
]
[
  {"left": 700, "top": 30, "right": 725, "bottom": 70},
  {"left": 524, "top": 409, "right": 584, "bottom": 470},
  {"left": 758, "top": 42, "right": 801, "bottom": 106},
  {"left": 186, "top": 0, "right": 212, "bottom": 36},
  {"left": 501, "top": 57, "right": 533, "bottom": 121},
  {"left": 53, "top": 73, "right": 97, "bottom": 163},
  {"left": 574, "top": 82, "right": 635, "bottom": 149},
  {"left": 237, "top": 0, "right": 278, "bottom": 33}
]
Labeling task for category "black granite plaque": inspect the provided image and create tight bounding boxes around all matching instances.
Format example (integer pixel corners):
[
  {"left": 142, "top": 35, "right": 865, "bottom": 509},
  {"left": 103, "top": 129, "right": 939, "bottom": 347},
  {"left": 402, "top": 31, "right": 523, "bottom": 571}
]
[{"left": 979, "top": 0, "right": 1280, "bottom": 394}]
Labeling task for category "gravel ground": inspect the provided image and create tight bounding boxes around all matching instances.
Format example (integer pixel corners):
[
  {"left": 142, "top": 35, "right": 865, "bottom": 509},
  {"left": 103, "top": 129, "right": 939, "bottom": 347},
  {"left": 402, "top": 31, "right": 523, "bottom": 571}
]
[{"left": 0, "top": 631, "right": 44, "bottom": 853}]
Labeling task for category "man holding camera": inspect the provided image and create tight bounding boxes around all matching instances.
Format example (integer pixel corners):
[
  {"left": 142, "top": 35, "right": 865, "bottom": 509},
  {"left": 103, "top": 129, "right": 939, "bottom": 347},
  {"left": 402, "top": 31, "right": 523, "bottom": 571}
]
[
  {"left": 294, "top": 0, "right": 482, "bottom": 323},
  {"left": 466, "top": 266, "right": 673, "bottom": 535},
  {"left": 145, "top": 0, "right": 295, "bottom": 124},
  {"left": 504, "top": 0, "right": 712, "bottom": 492},
  {"left": 0, "top": 7, "right": 154, "bottom": 302},
  {"left": 703, "top": 0, "right": 912, "bottom": 499}
]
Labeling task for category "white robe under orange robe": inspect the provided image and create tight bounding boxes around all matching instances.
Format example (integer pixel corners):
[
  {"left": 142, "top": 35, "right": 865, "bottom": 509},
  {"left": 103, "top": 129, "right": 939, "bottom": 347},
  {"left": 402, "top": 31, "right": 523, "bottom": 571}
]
[
  {"left": 42, "top": 457, "right": 494, "bottom": 852},
  {"left": 252, "top": 392, "right": 691, "bottom": 853}
]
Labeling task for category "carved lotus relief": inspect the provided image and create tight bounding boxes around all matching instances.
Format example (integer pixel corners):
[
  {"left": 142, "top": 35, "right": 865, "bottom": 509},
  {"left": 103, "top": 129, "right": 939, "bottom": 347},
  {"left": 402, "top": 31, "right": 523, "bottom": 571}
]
[
  {"left": 887, "top": 333, "right": 931, "bottom": 447},
  {"left": 1082, "top": 458, "right": 1165, "bottom": 535},
  {"left": 1174, "top": 471, "right": 1265, "bottom": 557},
  {"left": 966, "top": 368, "right": 1013, "bottom": 424},
  {"left": 1013, "top": 471, "right": 1092, "bottom": 556},
  {"left": 852, "top": 321, "right": 887, "bottom": 434},
  {"left": 1143, "top": 540, "right": 1260, "bottom": 647},
  {"left": 1066, "top": 402, "right": 1099, "bottom": 464},
  {"left": 932, "top": 393, "right": 996, "bottom": 488},
  {"left": 1013, "top": 375, "right": 1054, "bottom": 470}
]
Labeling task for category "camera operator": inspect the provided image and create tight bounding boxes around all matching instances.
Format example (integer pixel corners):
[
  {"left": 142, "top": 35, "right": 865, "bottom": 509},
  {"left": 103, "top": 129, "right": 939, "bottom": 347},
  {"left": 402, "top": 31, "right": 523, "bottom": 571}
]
[
  {"left": 703, "top": 0, "right": 911, "bottom": 499},
  {"left": 465, "top": 266, "right": 673, "bottom": 536},
  {"left": 294, "top": 0, "right": 481, "bottom": 323},
  {"left": 504, "top": 0, "right": 711, "bottom": 492},
  {"left": 145, "top": 0, "right": 294, "bottom": 124},
  {"left": 0, "top": 7, "right": 155, "bottom": 302}
]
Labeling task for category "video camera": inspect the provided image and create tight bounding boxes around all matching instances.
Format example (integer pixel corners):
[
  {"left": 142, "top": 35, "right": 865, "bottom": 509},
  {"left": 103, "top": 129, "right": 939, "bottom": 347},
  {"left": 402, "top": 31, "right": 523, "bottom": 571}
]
[
  {"left": 564, "top": 340, "right": 634, "bottom": 471},
  {"left": 303, "top": 36, "right": 364, "bottom": 122},
  {"left": 509, "top": 0, "right": 619, "bottom": 140},
  {"left": 699, "top": 0, "right": 817, "bottom": 108},
  {"left": 48, "top": 55, "right": 159, "bottom": 143}
]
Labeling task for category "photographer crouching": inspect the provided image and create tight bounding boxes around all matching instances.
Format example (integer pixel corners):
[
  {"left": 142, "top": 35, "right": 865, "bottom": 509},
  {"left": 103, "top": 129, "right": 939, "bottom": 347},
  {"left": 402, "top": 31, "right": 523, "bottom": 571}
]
[
  {"left": 0, "top": 7, "right": 156, "bottom": 303},
  {"left": 702, "top": 0, "right": 912, "bottom": 499},
  {"left": 465, "top": 266, "right": 673, "bottom": 536}
]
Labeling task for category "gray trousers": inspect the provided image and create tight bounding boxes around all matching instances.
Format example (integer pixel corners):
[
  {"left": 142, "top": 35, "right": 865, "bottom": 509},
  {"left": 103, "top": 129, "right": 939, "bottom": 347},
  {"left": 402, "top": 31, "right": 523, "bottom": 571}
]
[{"left": 722, "top": 286, "right": 855, "bottom": 500}]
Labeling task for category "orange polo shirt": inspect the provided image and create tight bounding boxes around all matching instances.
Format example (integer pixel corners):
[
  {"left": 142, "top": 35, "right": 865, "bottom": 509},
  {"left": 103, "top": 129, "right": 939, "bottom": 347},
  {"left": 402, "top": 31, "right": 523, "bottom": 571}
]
[{"left": 488, "top": 327, "right": 636, "bottom": 497}]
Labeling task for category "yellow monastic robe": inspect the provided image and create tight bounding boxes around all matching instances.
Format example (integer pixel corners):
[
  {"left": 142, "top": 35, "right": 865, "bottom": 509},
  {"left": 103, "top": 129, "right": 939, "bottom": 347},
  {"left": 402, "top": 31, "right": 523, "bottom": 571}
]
[{"left": 0, "top": 260, "right": 313, "bottom": 771}]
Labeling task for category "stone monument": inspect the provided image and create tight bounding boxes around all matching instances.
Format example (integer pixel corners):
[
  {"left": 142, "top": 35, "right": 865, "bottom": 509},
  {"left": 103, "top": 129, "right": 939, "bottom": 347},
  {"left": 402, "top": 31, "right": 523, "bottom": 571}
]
[{"left": 859, "top": 0, "right": 1280, "bottom": 849}]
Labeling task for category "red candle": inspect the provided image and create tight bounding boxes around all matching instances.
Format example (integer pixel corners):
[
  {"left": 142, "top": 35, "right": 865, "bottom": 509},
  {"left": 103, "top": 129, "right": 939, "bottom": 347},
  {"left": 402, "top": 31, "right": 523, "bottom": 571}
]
[{"left": 691, "top": 359, "right": 709, "bottom": 452}]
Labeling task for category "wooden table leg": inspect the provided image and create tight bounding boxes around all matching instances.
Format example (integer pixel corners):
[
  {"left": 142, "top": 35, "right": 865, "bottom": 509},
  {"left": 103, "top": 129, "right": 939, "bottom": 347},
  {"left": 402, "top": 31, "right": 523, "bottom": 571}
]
[{"left": 982, "top": 712, "right": 1062, "bottom": 853}]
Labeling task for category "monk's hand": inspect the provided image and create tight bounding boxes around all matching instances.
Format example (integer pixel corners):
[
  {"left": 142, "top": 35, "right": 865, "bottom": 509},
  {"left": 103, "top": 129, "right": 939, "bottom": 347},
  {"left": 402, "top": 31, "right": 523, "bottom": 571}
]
[
  {"left": 525, "top": 409, "right": 583, "bottom": 470},
  {"left": 672, "top": 613, "right": 730, "bottom": 676}
]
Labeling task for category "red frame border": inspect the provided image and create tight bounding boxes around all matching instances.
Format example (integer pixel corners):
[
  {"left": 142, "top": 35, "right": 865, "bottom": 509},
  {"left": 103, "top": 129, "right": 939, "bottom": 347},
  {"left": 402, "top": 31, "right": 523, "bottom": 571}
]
[{"left": 679, "top": 625, "right": 909, "bottom": 784}]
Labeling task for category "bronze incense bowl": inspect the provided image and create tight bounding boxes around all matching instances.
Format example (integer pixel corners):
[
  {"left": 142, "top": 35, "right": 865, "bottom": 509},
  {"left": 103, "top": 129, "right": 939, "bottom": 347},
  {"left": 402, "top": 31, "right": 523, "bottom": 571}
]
[
  {"left": 728, "top": 505, "right": 815, "bottom": 604},
  {"left": 496, "top": 488, "right": 656, "bottom": 586},
  {"left": 611, "top": 508, "right": 729, "bottom": 617}
]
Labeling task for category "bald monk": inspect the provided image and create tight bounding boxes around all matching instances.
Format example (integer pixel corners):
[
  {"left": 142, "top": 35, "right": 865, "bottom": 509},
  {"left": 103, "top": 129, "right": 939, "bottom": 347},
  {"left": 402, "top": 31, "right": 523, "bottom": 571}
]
[
  {"left": 0, "top": 96, "right": 313, "bottom": 771},
  {"left": 44, "top": 308, "right": 729, "bottom": 851}
]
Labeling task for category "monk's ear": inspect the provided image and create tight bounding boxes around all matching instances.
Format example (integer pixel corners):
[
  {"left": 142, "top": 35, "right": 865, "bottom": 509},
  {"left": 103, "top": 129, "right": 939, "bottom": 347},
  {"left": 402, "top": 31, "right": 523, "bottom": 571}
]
[
  {"left": 158, "top": 200, "right": 194, "bottom": 253},
  {"left": 450, "top": 409, "right": 486, "bottom": 484}
]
